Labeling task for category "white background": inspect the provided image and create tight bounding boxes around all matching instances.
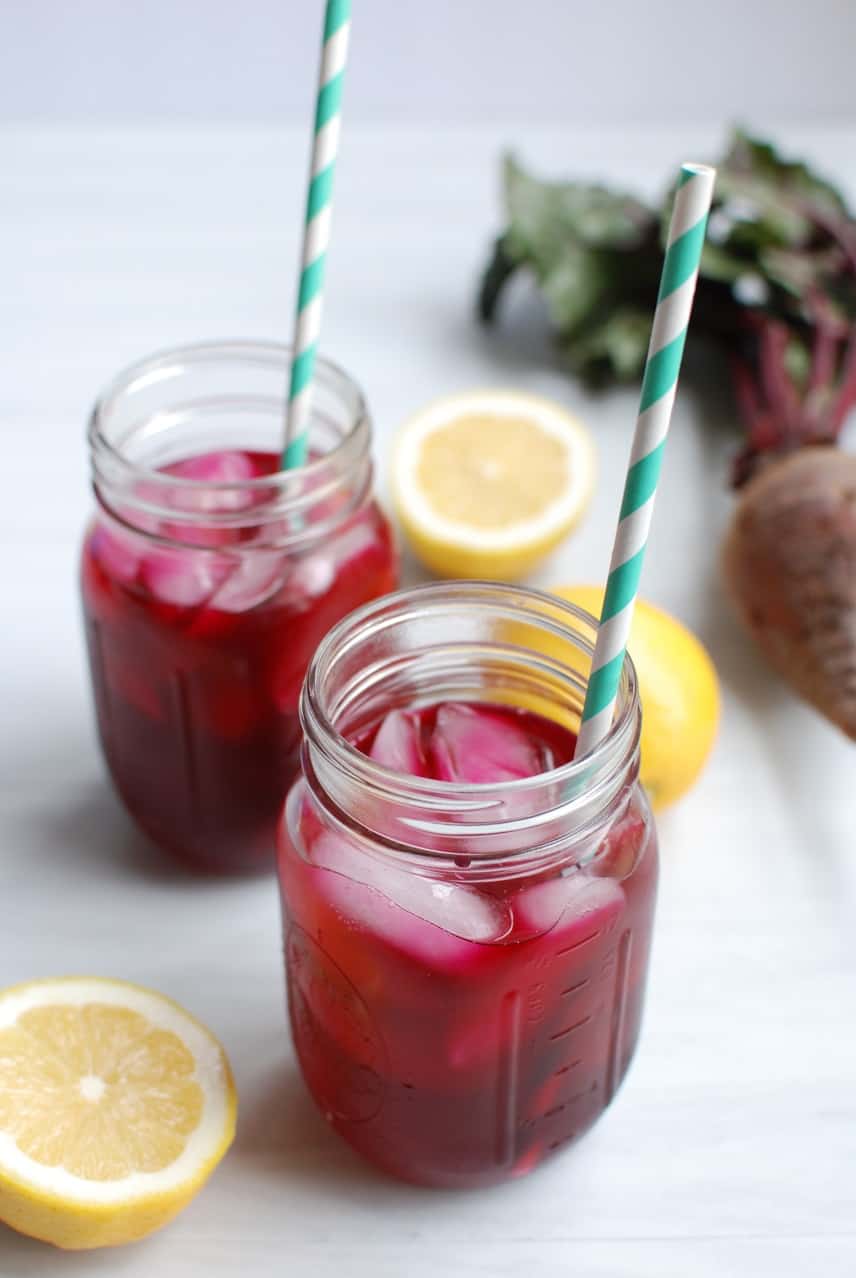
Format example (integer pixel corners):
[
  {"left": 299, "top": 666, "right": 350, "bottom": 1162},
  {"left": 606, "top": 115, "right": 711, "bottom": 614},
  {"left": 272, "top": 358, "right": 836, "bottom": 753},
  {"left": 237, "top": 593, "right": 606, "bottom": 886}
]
[
  {"left": 2, "top": 0, "right": 855, "bottom": 126},
  {"left": 2, "top": 4, "right": 856, "bottom": 1277}
]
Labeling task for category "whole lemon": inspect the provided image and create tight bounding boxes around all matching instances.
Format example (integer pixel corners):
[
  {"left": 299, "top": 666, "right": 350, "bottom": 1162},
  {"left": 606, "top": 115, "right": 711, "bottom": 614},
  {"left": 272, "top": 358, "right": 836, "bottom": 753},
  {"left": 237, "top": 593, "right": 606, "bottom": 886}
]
[{"left": 549, "top": 585, "right": 720, "bottom": 810}]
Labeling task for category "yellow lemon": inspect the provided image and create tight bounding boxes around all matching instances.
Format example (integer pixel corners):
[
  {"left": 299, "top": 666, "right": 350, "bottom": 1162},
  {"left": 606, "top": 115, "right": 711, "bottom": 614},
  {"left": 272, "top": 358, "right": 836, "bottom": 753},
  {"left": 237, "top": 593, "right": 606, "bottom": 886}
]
[
  {"left": 548, "top": 585, "right": 720, "bottom": 810},
  {"left": 0, "top": 977, "right": 236, "bottom": 1250},
  {"left": 391, "top": 390, "right": 596, "bottom": 580}
]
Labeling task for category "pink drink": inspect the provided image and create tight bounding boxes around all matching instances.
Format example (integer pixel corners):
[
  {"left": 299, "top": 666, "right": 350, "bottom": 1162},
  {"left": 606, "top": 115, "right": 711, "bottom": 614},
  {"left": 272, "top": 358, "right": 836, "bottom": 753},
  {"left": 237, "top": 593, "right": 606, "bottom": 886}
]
[
  {"left": 81, "top": 447, "right": 396, "bottom": 871},
  {"left": 278, "top": 695, "right": 658, "bottom": 1187},
  {"left": 81, "top": 344, "right": 396, "bottom": 872}
]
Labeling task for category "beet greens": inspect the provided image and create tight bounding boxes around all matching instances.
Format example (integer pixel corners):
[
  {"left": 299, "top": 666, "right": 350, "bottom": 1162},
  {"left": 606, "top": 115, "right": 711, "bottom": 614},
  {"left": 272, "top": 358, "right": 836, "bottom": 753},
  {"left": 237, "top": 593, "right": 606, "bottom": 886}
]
[{"left": 479, "top": 130, "right": 856, "bottom": 486}]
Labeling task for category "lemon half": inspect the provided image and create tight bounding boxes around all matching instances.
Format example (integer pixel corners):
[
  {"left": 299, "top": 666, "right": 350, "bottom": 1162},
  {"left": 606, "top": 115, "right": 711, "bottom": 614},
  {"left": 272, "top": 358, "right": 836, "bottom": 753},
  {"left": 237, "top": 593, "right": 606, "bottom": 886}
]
[
  {"left": 392, "top": 390, "right": 596, "bottom": 580},
  {"left": 0, "top": 977, "right": 236, "bottom": 1250}
]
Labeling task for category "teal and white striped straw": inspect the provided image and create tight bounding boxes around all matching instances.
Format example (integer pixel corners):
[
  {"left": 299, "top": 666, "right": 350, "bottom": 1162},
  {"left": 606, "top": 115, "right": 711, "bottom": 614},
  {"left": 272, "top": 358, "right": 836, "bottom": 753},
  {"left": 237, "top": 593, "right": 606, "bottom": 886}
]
[
  {"left": 575, "top": 163, "right": 716, "bottom": 759},
  {"left": 282, "top": 0, "right": 352, "bottom": 470}
]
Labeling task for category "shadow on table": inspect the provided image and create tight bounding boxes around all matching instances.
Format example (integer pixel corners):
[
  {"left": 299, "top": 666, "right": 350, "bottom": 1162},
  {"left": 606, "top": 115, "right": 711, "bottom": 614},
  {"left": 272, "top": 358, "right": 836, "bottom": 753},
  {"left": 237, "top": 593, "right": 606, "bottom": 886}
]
[
  {"left": 0, "top": 1227, "right": 105, "bottom": 1276},
  {"left": 28, "top": 779, "right": 205, "bottom": 888},
  {"left": 232, "top": 1064, "right": 400, "bottom": 1198},
  {"left": 469, "top": 284, "right": 564, "bottom": 376}
]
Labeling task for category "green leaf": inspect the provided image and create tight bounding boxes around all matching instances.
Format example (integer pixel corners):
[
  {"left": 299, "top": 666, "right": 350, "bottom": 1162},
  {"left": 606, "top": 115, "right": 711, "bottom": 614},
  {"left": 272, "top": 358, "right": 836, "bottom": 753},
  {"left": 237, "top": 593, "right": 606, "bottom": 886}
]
[
  {"left": 726, "top": 129, "right": 848, "bottom": 221},
  {"left": 561, "top": 307, "right": 652, "bottom": 385},
  {"left": 713, "top": 170, "right": 814, "bottom": 248},
  {"left": 504, "top": 154, "right": 654, "bottom": 265},
  {"left": 478, "top": 235, "right": 520, "bottom": 323},
  {"left": 783, "top": 335, "right": 811, "bottom": 389},
  {"left": 540, "top": 243, "right": 616, "bottom": 333},
  {"left": 699, "top": 240, "right": 750, "bottom": 284},
  {"left": 488, "top": 156, "right": 660, "bottom": 348}
]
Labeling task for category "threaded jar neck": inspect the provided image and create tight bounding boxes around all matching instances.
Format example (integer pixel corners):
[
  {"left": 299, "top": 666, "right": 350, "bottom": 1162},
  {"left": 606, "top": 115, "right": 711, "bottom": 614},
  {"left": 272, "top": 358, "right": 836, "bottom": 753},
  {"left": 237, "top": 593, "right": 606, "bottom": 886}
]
[
  {"left": 300, "top": 582, "right": 641, "bottom": 872},
  {"left": 88, "top": 340, "right": 373, "bottom": 550}
]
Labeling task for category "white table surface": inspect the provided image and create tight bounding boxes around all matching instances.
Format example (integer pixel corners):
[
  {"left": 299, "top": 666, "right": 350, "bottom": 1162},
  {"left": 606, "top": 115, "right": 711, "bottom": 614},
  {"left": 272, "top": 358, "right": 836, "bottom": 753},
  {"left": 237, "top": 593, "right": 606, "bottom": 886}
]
[{"left": 2, "top": 122, "right": 856, "bottom": 1277}]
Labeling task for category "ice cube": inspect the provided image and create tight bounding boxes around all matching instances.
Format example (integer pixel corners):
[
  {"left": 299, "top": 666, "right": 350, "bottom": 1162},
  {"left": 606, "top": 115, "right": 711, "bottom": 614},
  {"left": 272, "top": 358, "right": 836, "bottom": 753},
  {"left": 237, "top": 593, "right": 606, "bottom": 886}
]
[
  {"left": 430, "top": 703, "right": 543, "bottom": 784},
  {"left": 284, "top": 553, "right": 336, "bottom": 606},
  {"left": 512, "top": 871, "right": 624, "bottom": 942},
  {"left": 280, "top": 516, "right": 376, "bottom": 607},
  {"left": 126, "top": 481, "right": 167, "bottom": 534},
  {"left": 368, "top": 710, "right": 430, "bottom": 778},
  {"left": 268, "top": 478, "right": 349, "bottom": 544},
  {"left": 207, "top": 550, "right": 289, "bottom": 614},
  {"left": 140, "top": 547, "right": 229, "bottom": 608},
  {"left": 309, "top": 831, "right": 510, "bottom": 969},
  {"left": 90, "top": 523, "right": 141, "bottom": 584},
  {"left": 166, "top": 450, "right": 257, "bottom": 514},
  {"left": 167, "top": 451, "right": 257, "bottom": 483},
  {"left": 589, "top": 809, "right": 649, "bottom": 881}
]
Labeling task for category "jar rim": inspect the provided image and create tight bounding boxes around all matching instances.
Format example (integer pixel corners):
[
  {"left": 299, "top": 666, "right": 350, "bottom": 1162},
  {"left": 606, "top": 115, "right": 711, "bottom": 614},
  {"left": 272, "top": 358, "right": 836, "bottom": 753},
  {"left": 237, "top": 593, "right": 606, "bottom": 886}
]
[
  {"left": 87, "top": 339, "right": 374, "bottom": 549},
  {"left": 88, "top": 338, "right": 370, "bottom": 493},
  {"left": 302, "top": 581, "right": 640, "bottom": 821}
]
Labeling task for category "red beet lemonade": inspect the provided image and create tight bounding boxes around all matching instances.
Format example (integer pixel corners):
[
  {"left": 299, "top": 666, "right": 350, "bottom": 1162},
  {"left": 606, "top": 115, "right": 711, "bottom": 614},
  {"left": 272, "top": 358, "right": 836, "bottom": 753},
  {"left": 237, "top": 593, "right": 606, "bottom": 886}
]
[
  {"left": 81, "top": 449, "right": 395, "bottom": 871},
  {"left": 81, "top": 343, "right": 397, "bottom": 872},
  {"left": 277, "top": 585, "right": 658, "bottom": 1188}
]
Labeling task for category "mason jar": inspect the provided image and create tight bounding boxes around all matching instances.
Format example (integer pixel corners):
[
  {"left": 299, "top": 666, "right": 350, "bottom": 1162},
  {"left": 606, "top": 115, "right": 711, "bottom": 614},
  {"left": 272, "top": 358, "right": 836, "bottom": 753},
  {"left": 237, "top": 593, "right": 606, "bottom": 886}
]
[
  {"left": 277, "top": 582, "right": 658, "bottom": 1188},
  {"left": 81, "top": 341, "right": 398, "bottom": 873}
]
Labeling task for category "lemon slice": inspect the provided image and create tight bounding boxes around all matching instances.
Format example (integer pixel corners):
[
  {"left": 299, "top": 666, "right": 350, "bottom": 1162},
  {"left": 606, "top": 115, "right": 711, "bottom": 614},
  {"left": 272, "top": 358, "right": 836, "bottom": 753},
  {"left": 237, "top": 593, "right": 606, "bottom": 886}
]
[
  {"left": 392, "top": 390, "right": 596, "bottom": 580},
  {"left": 0, "top": 977, "right": 236, "bottom": 1250}
]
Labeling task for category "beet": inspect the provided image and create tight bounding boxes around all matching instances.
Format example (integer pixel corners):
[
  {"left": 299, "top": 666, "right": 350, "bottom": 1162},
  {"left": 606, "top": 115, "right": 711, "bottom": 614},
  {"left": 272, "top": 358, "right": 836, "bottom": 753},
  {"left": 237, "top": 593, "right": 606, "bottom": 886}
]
[{"left": 722, "top": 447, "right": 856, "bottom": 738}]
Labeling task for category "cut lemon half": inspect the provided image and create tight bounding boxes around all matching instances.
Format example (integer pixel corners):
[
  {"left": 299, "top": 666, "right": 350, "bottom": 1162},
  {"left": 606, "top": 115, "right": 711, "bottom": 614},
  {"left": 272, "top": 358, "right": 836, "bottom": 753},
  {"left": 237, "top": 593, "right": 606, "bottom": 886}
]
[
  {"left": 392, "top": 390, "right": 596, "bottom": 580},
  {"left": 0, "top": 977, "right": 236, "bottom": 1250}
]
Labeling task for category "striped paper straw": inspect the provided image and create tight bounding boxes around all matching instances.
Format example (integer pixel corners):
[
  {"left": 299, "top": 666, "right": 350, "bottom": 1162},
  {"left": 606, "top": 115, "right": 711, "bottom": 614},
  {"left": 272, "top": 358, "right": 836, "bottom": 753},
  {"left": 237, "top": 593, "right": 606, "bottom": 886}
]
[
  {"left": 282, "top": 0, "right": 352, "bottom": 470},
  {"left": 575, "top": 163, "right": 716, "bottom": 759}
]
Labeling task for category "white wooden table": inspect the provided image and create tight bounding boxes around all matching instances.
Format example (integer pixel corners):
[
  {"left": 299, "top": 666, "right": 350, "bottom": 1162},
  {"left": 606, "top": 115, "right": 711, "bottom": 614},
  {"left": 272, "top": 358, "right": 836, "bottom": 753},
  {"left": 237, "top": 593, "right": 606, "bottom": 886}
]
[{"left": 2, "top": 123, "right": 856, "bottom": 1277}]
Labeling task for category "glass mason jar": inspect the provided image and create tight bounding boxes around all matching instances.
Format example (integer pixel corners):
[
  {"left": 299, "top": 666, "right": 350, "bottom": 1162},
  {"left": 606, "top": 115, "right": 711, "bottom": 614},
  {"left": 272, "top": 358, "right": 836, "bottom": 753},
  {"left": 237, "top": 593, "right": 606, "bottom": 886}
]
[
  {"left": 277, "top": 583, "right": 659, "bottom": 1188},
  {"left": 80, "top": 341, "right": 398, "bottom": 873}
]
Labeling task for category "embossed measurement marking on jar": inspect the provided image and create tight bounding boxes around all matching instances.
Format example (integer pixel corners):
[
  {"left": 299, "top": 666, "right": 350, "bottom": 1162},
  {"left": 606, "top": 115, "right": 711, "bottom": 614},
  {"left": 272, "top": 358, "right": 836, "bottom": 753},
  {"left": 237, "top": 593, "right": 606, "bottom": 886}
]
[
  {"left": 86, "top": 620, "right": 114, "bottom": 752},
  {"left": 549, "top": 1013, "right": 594, "bottom": 1042},
  {"left": 561, "top": 978, "right": 590, "bottom": 997},
  {"left": 519, "top": 1083, "right": 599, "bottom": 1133},
  {"left": 548, "top": 1134, "right": 577, "bottom": 1151},
  {"left": 604, "top": 929, "right": 633, "bottom": 1104},
  {"left": 525, "top": 983, "right": 546, "bottom": 1023},
  {"left": 495, "top": 986, "right": 523, "bottom": 1170},
  {"left": 494, "top": 990, "right": 523, "bottom": 1168},
  {"left": 544, "top": 1086, "right": 596, "bottom": 1119},
  {"left": 171, "top": 670, "right": 204, "bottom": 835},
  {"left": 556, "top": 927, "right": 603, "bottom": 957}
]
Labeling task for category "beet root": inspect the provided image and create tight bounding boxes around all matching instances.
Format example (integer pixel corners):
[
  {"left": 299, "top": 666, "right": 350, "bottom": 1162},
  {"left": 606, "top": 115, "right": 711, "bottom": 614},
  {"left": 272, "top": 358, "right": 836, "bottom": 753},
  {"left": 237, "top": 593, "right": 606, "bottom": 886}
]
[{"left": 722, "top": 446, "right": 856, "bottom": 739}]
